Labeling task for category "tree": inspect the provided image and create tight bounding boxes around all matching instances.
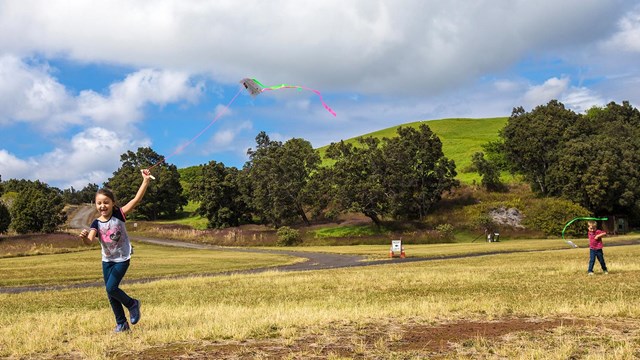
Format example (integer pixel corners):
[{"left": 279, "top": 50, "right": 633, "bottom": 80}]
[
  {"left": 79, "top": 183, "right": 99, "bottom": 203},
  {"left": 303, "top": 166, "right": 336, "bottom": 220},
  {"left": 471, "top": 152, "right": 504, "bottom": 192},
  {"left": 0, "top": 202, "right": 9, "bottom": 233},
  {"left": 245, "top": 132, "right": 294, "bottom": 227},
  {"left": 178, "top": 165, "right": 204, "bottom": 201},
  {"left": 383, "top": 125, "right": 459, "bottom": 219},
  {"left": 276, "top": 226, "right": 301, "bottom": 246},
  {"left": 10, "top": 181, "right": 66, "bottom": 233},
  {"left": 0, "top": 175, "right": 9, "bottom": 233},
  {"left": 62, "top": 186, "right": 82, "bottom": 205},
  {"left": 548, "top": 101, "right": 640, "bottom": 216},
  {"left": 500, "top": 100, "right": 580, "bottom": 195},
  {"left": 2, "top": 179, "right": 32, "bottom": 194},
  {"left": 326, "top": 137, "right": 388, "bottom": 226},
  {"left": 278, "top": 137, "right": 321, "bottom": 224},
  {"left": 481, "top": 139, "right": 509, "bottom": 171},
  {"left": 245, "top": 132, "right": 320, "bottom": 227},
  {"left": 190, "top": 161, "right": 250, "bottom": 228},
  {"left": 106, "top": 147, "right": 186, "bottom": 220}
]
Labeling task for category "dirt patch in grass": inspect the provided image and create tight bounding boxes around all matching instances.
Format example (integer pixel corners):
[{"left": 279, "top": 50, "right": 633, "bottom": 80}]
[
  {"left": 396, "top": 317, "right": 583, "bottom": 352},
  {"left": 113, "top": 317, "right": 588, "bottom": 359}
]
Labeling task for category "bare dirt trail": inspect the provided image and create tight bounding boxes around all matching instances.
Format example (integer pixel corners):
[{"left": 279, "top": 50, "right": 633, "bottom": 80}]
[{"left": 67, "top": 204, "right": 97, "bottom": 230}]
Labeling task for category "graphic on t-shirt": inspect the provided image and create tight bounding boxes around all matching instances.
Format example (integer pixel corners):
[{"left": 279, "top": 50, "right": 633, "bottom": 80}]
[
  {"left": 100, "top": 224, "right": 124, "bottom": 257},
  {"left": 91, "top": 207, "right": 130, "bottom": 262},
  {"left": 109, "top": 229, "right": 122, "bottom": 242}
]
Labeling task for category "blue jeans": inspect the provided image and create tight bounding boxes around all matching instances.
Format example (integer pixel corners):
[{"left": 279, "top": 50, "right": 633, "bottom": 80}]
[
  {"left": 588, "top": 249, "right": 607, "bottom": 273},
  {"left": 102, "top": 260, "right": 135, "bottom": 325}
]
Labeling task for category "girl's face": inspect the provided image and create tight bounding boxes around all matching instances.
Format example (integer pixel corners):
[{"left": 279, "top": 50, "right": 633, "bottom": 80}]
[{"left": 95, "top": 194, "right": 114, "bottom": 218}]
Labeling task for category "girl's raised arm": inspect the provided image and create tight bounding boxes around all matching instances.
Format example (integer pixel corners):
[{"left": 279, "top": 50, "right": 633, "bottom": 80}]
[{"left": 121, "top": 169, "right": 153, "bottom": 216}]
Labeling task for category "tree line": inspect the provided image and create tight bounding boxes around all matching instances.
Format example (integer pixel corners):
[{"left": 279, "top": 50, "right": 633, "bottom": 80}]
[
  {"left": 0, "top": 123, "right": 456, "bottom": 233},
  {"left": 2, "top": 99, "right": 639, "bottom": 233},
  {"left": 190, "top": 124, "right": 458, "bottom": 229}
]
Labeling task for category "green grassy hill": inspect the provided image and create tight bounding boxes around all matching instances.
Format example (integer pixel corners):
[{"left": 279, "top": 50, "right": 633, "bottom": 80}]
[{"left": 319, "top": 117, "right": 508, "bottom": 183}]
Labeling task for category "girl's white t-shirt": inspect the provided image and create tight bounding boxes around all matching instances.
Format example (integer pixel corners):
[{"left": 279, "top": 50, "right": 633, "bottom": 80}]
[{"left": 90, "top": 207, "right": 132, "bottom": 262}]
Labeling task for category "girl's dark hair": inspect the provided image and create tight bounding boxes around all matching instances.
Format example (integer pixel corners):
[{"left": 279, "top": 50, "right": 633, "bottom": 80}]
[{"left": 96, "top": 188, "right": 116, "bottom": 203}]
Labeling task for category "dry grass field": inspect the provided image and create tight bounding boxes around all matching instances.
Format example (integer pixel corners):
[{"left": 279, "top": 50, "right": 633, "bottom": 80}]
[{"left": 1, "top": 237, "right": 640, "bottom": 359}]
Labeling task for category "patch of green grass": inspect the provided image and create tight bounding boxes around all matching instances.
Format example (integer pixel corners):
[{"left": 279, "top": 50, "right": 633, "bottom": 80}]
[
  {"left": 158, "top": 215, "right": 209, "bottom": 230},
  {"left": 156, "top": 201, "right": 209, "bottom": 230},
  {"left": 182, "top": 200, "right": 199, "bottom": 213},
  {"left": 311, "top": 224, "right": 389, "bottom": 238}
]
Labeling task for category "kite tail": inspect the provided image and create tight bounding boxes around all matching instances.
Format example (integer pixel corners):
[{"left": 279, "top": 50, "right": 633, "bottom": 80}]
[
  {"left": 245, "top": 78, "right": 336, "bottom": 116},
  {"left": 561, "top": 216, "right": 608, "bottom": 241},
  {"left": 305, "top": 86, "right": 337, "bottom": 117}
]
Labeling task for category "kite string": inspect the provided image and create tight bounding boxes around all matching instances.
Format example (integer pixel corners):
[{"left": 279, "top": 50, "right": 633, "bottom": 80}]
[{"left": 148, "top": 87, "right": 243, "bottom": 171}]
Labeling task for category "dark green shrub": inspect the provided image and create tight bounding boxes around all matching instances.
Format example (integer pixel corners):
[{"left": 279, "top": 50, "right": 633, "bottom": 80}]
[
  {"left": 435, "top": 223, "right": 454, "bottom": 240},
  {"left": 522, "top": 198, "right": 591, "bottom": 237},
  {"left": 276, "top": 226, "right": 301, "bottom": 246}
]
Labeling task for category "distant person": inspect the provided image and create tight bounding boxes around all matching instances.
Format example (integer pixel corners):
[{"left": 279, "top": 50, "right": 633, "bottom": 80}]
[
  {"left": 587, "top": 220, "right": 608, "bottom": 275},
  {"left": 79, "top": 170, "right": 152, "bottom": 332},
  {"left": 485, "top": 227, "right": 495, "bottom": 242}
]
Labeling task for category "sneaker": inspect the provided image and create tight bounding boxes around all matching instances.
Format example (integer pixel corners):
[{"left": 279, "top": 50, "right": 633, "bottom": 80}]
[
  {"left": 588, "top": 272, "right": 594, "bottom": 276},
  {"left": 129, "top": 299, "right": 141, "bottom": 325},
  {"left": 114, "top": 322, "right": 130, "bottom": 333},
  {"left": 604, "top": 271, "right": 609, "bottom": 274}
]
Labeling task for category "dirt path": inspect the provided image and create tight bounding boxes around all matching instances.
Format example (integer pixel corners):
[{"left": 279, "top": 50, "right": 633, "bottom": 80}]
[
  {"left": 3, "top": 205, "right": 639, "bottom": 295},
  {"left": 0, "top": 235, "right": 416, "bottom": 294},
  {"left": 67, "top": 204, "right": 96, "bottom": 229},
  {"left": 9, "top": 234, "right": 638, "bottom": 295}
]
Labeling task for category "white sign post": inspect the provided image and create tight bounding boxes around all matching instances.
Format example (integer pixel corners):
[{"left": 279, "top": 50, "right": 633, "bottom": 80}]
[{"left": 390, "top": 240, "right": 405, "bottom": 258}]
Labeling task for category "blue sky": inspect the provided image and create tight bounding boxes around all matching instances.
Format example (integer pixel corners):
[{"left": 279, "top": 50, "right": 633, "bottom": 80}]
[{"left": 1, "top": 0, "right": 640, "bottom": 189}]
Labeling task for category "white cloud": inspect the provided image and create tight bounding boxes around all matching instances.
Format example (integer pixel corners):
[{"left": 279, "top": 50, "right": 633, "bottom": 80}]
[
  {"left": 0, "top": 55, "right": 77, "bottom": 130},
  {"left": 214, "top": 104, "right": 233, "bottom": 118},
  {"left": 494, "top": 79, "right": 523, "bottom": 93},
  {"left": 605, "top": 7, "right": 640, "bottom": 52},
  {"left": 1, "top": 0, "right": 639, "bottom": 180},
  {"left": 75, "top": 68, "right": 204, "bottom": 131},
  {"left": 522, "top": 77, "right": 570, "bottom": 109},
  {"left": 520, "top": 76, "right": 606, "bottom": 113},
  {"left": 0, "top": 56, "right": 204, "bottom": 133},
  {"left": 0, "top": 59, "right": 203, "bottom": 188},
  {"left": 561, "top": 87, "right": 606, "bottom": 113},
  {"left": 0, "top": 1, "right": 627, "bottom": 95},
  {"left": 204, "top": 121, "right": 253, "bottom": 154},
  {"left": 0, "top": 149, "right": 35, "bottom": 180},
  {"left": 0, "top": 127, "right": 148, "bottom": 188}
]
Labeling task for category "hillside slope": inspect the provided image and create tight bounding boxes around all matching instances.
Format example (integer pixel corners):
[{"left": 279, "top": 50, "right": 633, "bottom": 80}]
[{"left": 319, "top": 117, "right": 508, "bottom": 183}]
